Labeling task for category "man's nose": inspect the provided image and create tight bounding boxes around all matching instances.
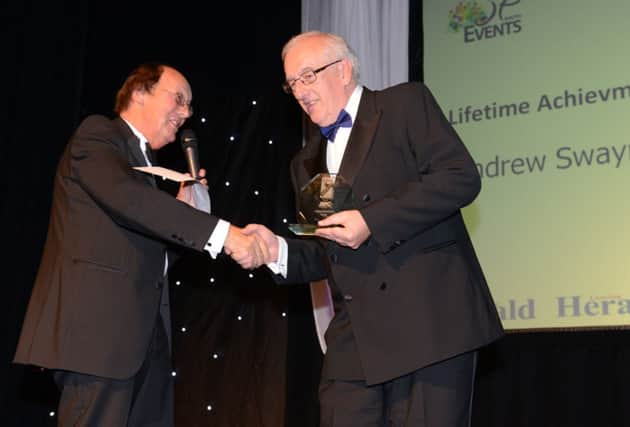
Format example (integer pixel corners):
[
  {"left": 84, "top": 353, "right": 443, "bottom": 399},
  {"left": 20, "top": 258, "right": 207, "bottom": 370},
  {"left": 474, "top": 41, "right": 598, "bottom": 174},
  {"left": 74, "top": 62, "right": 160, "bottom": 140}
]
[
  {"left": 180, "top": 105, "right": 193, "bottom": 118},
  {"left": 292, "top": 80, "right": 309, "bottom": 98}
]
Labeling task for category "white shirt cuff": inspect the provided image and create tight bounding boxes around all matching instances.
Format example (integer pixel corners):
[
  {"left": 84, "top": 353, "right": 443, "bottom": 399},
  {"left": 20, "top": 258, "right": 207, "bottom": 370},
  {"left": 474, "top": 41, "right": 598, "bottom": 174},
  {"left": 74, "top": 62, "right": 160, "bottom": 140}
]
[
  {"left": 266, "top": 235, "right": 287, "bottom": 278},
  {"left": 204, "top": 219, "right": 230, "bottom": 259}
]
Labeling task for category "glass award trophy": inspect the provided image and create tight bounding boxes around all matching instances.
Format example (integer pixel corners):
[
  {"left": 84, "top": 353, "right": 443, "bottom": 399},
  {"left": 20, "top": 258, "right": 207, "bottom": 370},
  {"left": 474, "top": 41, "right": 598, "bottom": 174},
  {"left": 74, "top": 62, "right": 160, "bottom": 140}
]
[{"left": 288, "top": 173, "right": 355, "bottom": 236}]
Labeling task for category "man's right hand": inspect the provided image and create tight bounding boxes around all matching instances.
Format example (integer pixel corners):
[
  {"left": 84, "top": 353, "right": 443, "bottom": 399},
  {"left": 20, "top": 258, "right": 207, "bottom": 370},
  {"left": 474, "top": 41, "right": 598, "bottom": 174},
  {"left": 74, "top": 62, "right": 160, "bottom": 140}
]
[
  {"left": 242, "top": 224, "right": 279, "bottom": 264},
  {"left": 223, "top": 225, "right": 269, "bottom": 269}
]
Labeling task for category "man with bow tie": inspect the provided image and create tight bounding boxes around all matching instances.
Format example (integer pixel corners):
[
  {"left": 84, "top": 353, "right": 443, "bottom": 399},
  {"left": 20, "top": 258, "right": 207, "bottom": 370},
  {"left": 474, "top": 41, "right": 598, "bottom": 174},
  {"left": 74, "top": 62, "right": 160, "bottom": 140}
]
[{"left": 246, "top": 31, "right": 504, "bottom": 426}]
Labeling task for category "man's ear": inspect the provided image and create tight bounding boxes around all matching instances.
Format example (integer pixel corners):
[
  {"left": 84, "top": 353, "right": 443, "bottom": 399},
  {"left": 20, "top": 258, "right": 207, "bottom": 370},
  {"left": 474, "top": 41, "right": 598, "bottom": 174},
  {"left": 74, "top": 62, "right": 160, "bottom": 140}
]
[
  {"left": 131, "top": 88, "right": 146, "bottom": 106},
  {"left": 340, "top": 59, "right": 353, "bottom": 86}
]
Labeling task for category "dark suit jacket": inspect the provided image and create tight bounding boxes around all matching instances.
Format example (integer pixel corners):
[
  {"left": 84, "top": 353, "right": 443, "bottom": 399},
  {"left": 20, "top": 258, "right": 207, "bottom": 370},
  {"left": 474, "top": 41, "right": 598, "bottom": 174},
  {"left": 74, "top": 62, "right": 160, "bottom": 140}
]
[
  {"left": 278, "top": 82, "right": 504, "bottom": 385},
  {"left": 14, "top": 115, "right": 219, "bottom": 380}
]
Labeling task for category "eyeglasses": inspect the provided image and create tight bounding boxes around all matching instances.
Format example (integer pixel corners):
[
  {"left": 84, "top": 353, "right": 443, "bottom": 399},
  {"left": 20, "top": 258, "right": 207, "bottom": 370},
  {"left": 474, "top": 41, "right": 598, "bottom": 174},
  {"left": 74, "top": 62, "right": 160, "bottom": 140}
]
[
  {"left": 282, "top": 59, "right": 342, "bottom": 94},
  {"left": 160, "top": 87, "right": 193, "bottom": 115}
]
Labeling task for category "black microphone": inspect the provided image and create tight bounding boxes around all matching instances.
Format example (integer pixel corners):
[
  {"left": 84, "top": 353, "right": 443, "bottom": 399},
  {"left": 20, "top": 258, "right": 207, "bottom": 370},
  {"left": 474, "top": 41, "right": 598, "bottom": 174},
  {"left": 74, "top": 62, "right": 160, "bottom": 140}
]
[{"left": 180, "top": 129, "right": 200, "bottom": 179}]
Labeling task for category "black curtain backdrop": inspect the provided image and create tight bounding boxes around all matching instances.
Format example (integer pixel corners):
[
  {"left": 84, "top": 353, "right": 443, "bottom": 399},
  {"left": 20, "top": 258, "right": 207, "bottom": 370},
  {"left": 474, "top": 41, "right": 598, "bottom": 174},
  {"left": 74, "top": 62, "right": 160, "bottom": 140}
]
[{"left": 3, "top": 2, "right": 630, "bottom": 427}]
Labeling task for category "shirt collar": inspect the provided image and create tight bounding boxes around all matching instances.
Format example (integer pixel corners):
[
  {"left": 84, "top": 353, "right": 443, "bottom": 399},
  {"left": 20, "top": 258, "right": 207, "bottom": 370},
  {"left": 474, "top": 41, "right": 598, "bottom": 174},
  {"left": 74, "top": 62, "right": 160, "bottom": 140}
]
[
  {"left": 343, "top": 85, "right": 363, "bottom": 125},
  {"left": 122, "top": 118, "right": 149, "bottom": 151}
]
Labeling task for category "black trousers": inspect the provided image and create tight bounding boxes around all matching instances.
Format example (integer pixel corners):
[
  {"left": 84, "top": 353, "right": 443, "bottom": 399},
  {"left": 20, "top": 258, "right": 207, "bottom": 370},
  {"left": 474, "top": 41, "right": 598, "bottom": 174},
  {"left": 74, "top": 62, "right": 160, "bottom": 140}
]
[
  {"left": 319, "top": 351, "right": 477, "bottom": 427},
  {"left": 52, "top": 318, "right": 173, "bottom": 427}
]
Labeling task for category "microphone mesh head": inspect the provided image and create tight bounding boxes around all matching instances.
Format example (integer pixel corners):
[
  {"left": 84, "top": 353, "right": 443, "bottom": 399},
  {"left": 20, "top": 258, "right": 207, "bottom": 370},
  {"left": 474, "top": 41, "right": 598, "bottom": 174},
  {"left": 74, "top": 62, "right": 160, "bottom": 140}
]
[{"left": 180, "top": 129, "right": 198, "bottom": 149}]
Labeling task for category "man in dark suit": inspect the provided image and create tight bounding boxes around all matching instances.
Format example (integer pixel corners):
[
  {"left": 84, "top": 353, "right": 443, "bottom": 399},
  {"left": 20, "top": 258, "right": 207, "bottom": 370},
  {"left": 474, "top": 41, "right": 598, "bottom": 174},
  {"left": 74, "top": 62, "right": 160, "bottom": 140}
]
[
  {"left": 245, "top": 31, "right": 504, "bottom": 426},
  {"left": 13, "top": 63, "right": 267, "bottom": 426}
]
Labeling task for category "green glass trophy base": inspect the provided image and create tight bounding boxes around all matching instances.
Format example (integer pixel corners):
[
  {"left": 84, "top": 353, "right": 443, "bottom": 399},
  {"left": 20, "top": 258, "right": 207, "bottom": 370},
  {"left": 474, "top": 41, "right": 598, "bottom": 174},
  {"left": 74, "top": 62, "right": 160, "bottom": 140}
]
[
  {"left": 288, "top": 223, "right": 318, "bottom": 236},
  {"left": 288, "top": 223, "right": 342, "bottom": 236}
]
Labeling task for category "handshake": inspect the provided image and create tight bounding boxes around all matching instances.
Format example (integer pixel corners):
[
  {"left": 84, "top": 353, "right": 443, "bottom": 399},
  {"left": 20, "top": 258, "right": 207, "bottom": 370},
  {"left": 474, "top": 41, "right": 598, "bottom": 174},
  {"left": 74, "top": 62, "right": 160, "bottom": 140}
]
[
  {"left": 176, "top": 174, "right": 276, "bottom": 269},
  {"left": 222, "top": 224, "right": 278, "bottom": 269},
  {"left": 179, "top": 175, "right": 369, "bottom": 268},
  {"left": 220, "top": 209, "right": 372, "bottom": 270}
]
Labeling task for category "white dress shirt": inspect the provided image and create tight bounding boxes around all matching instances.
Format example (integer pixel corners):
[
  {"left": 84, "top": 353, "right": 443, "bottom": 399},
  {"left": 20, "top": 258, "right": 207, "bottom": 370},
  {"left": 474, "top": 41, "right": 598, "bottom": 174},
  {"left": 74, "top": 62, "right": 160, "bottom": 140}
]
[{"left": 269, "top": 86, "right": 364, "bottom": 277}]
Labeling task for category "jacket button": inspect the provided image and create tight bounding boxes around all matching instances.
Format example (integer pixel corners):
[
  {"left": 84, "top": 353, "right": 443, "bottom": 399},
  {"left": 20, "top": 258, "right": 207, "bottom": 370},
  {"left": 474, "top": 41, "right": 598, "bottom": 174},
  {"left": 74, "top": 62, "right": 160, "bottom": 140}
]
[
  {"left": 362, "top": 194, "right": 371, "bottom": 202},
  {"left": 379, "top": 282, "right": 387, "bottom": 290},
  {"left": 343, "top": 294, "right": 353, "bottom": 302}
]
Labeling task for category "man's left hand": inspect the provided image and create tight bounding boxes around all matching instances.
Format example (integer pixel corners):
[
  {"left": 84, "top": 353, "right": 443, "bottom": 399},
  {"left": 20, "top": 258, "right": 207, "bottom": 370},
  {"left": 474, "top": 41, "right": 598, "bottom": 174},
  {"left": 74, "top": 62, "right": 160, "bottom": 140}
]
[
  {"left": 177, "top": 168, "right": 208, "bottom": 206},
  {"left": 315, "top": 210, "right": 371, "bottom": 249}
]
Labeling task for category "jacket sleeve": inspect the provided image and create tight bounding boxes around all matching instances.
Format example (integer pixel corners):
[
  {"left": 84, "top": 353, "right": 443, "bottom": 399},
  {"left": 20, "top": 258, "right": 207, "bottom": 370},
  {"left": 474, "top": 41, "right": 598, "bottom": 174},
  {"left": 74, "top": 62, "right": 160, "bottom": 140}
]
[
  {"left": 70, "top": 115, "right": 219, "bottom": 252},
  {"left": 360, "top": 82, "right": 481, "bottom": 252}
]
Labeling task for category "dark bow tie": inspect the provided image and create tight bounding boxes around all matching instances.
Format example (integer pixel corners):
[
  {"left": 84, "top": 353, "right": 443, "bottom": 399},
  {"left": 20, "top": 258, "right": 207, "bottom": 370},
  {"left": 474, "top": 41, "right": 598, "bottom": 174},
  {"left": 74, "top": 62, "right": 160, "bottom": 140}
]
[{"left": 319, "top": 109, "right": 352, "bottom": 141}]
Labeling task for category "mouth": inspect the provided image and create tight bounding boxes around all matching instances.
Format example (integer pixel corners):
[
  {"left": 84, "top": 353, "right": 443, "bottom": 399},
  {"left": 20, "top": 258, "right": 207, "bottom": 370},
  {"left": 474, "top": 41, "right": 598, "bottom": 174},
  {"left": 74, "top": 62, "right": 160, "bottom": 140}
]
[
  {"left": 168, "top": 118, "right": 183, "bottom": 131},
  {"left": 301, "top": 99, "right": 317, "bottom": 114}
]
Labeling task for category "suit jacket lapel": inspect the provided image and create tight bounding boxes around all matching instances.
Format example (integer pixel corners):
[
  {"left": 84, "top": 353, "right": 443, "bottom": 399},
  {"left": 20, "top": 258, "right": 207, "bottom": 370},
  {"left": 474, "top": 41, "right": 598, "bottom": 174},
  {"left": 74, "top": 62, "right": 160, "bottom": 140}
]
[
  {"left": 114, "top": 117, "right": 157, "bottom": 188},
  {"left": 299, "top": 123, "right": 328, "bottom": 186},
  {"left": 338, "top": 88, "right": 381, "bottom": 187}
]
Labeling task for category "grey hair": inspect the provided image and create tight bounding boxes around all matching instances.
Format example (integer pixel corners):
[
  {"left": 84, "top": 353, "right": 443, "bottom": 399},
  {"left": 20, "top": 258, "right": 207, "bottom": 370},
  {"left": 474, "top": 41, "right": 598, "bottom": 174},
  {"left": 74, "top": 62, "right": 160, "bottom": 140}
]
[{"left": 281, "top": 31, "right": 361, "bottom": 83}]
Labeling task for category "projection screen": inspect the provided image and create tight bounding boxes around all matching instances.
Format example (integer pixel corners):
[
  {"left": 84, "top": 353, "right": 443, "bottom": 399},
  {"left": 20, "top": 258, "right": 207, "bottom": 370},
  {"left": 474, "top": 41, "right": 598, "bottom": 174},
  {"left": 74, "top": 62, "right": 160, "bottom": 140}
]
[{"left": 423, "top": 0, "right": 630, "bottom": 330}]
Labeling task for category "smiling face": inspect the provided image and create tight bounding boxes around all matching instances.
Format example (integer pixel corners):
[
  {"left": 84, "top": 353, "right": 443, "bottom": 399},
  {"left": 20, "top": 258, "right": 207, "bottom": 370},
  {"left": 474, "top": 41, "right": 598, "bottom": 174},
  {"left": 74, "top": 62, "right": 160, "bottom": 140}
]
[
  {"left": 283, "top": 34, "right": 354, "bottom": 127},
  {"left": 126, "top": 66, "right": 193, "bottom": 149}
]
